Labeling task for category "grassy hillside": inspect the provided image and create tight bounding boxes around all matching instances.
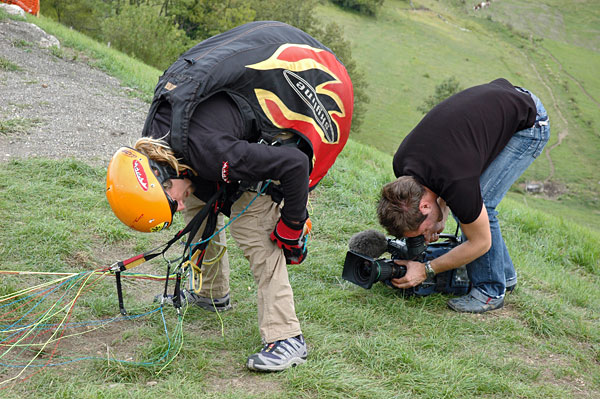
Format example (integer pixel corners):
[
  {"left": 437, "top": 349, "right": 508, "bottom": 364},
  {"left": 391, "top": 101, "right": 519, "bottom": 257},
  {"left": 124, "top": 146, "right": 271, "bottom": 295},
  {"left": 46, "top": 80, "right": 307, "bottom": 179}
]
[
  {"left": 1, "top": 149, "right": 599, "bottom": 398},
  {"left": 1, "top": 5, "right": 599, "bottom": 398},
  {"left": 318, "top": 0, "right": 600, "bottom": 231}
]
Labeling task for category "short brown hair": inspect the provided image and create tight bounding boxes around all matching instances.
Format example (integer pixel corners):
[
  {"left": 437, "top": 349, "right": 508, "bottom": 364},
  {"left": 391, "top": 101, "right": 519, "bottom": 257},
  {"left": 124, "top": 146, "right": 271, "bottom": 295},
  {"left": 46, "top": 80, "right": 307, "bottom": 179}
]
[{"left": 377, "top": 176, "right": 426, "bottom": 237}]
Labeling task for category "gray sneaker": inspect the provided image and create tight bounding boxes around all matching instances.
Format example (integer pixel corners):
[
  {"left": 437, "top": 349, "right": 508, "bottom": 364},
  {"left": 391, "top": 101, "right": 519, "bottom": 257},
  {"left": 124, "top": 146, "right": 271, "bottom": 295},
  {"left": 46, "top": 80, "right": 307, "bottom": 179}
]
[
  {"left": 187, "top": 291, "right": 232, "bottom": 312},
  {"left": 447, "top": 291, "right": 504, "bottom": 313},
  {"left": 154, "top": 290, "right": 232, "bottom": 312},
  {"left": 247, "top": 335, "right": 307, "bottom": 372}
]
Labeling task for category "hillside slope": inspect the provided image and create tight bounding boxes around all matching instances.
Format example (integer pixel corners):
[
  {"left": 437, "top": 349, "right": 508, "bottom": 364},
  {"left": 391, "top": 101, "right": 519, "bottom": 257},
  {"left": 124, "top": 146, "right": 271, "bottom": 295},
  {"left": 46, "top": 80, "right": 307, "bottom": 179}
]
[
  {"left": 1, "top": 11, "right": 599, "bottom": 399},
  {"left": 0, "top": 16, "right": 147, "bottom": 165},
  {"left": 318, "top": 0, "right": 600, "bottom": 230}
]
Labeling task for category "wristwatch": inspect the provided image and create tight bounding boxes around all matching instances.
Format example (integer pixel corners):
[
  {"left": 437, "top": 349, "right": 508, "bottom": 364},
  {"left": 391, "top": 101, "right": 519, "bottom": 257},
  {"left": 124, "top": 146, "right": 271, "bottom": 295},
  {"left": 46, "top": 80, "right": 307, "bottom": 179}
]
[{"left": 424, "top": 261, "right": 436, "bottom": 279}]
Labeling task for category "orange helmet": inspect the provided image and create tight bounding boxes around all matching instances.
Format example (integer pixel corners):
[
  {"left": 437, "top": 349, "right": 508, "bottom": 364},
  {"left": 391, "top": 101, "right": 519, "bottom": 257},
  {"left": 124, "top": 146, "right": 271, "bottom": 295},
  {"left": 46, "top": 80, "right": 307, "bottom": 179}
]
[{"left": 106, "top": 147, "right": 177, "bottom": 233}]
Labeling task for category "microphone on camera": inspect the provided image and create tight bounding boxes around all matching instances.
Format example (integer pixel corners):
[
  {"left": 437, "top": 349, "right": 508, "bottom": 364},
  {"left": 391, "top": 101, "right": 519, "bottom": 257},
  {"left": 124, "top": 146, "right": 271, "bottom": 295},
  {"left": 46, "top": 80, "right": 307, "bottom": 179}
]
[{"left": 348, "top": 229, "right": 389, "bottom": 259}]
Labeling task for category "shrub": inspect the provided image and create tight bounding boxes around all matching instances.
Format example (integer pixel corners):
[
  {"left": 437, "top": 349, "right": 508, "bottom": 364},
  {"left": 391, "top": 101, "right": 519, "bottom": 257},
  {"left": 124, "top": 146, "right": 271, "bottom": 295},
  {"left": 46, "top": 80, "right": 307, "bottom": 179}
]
[
  {"left": 330, "top": 0, "right": 385, "bottom": 16},
  {"left": 100, "top": 3, "right": 189, "bottom": 70},
  {"left": 417, "top": 76, "right": 463, "bottom": 114}
]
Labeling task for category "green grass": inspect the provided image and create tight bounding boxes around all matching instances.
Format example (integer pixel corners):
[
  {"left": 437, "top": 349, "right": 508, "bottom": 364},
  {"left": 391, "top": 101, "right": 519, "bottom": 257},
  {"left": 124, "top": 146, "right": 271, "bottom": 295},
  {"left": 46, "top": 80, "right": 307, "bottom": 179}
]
[
  {"left": 0, "top": 117, "right": 41, "bottom": 135},
  {"left": 463, "top": 0, "right": 600, "bottom": 52},
  {"left": 0, "top": 56, "right": 21, "bottom": 72},
  {"left": 1, "top": 150, "right": 599, "bottom": 398},
  {"left": 1, "top": 3, "right": 599, "bottom": 397},
  {"left": 11, "top": 39, "right": 33, "bottom": 49}
]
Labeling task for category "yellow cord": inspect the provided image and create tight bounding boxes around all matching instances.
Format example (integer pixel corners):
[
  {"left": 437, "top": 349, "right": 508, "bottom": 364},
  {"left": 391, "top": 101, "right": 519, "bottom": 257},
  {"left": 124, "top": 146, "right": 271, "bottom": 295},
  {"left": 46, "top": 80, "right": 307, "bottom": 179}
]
[
  {"left": 0, "top": 274, "right": 76, "bottom": 303},
  {"left": 183, "top": 241, "right": 227, "bottom": 336},
  {"left": 0, "top": 271, "right": 101, "bottom": 387},
  {"left": 186, "top": 241, "right": 227, "bottom": 294},
  {"left": 200, "top": 241, "right": 227, "bottom": 266}
]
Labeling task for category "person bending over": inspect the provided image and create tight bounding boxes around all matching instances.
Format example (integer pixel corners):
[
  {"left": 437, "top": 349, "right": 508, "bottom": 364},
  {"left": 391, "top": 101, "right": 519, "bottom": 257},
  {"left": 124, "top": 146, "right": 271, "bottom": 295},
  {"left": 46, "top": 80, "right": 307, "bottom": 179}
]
[
  {"left": 378, "top": 78, "right": 549, "bottom": 313},
  {"left": 106, "top": 21, "right": 354, "bottom": 370}
]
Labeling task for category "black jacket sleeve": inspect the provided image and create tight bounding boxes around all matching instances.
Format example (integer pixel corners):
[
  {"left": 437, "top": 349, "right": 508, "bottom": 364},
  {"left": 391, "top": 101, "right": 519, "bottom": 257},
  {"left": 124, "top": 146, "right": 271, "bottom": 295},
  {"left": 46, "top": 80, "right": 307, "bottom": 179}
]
[{"left": 186, "top": 93, "right": 309, "bottom": 223}]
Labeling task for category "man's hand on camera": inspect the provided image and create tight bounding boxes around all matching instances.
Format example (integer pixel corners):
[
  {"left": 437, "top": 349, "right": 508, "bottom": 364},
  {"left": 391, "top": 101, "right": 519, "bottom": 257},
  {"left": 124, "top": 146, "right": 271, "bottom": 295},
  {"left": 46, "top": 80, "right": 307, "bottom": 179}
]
[{"left": 390, "top": 260, "right": 427, "bottom": 289}]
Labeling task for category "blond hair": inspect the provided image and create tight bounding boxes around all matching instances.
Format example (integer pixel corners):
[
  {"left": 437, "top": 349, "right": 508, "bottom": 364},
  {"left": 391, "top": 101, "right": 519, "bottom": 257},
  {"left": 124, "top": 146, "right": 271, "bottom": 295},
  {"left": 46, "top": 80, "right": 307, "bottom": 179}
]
[{"left": 133, "top": 137, "right": 196, "bottom": 176}]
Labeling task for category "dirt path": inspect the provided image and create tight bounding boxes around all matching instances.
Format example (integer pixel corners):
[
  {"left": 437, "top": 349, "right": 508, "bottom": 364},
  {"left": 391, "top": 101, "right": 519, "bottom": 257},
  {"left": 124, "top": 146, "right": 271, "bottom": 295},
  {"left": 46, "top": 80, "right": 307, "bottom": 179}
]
[
  {"left": 0, "top": 17, "right": 148, "bottom": 167},
  {"left": 526, "top": 59, "right": 567, "bottom": 184}
]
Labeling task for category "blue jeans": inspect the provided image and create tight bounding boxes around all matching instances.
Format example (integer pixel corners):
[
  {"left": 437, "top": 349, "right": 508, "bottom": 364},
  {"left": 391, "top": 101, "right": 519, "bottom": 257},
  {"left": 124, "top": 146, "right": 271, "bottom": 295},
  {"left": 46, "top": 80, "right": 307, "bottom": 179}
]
[{"left": 467, "top": 88, "right": 550, "bottom": 300}]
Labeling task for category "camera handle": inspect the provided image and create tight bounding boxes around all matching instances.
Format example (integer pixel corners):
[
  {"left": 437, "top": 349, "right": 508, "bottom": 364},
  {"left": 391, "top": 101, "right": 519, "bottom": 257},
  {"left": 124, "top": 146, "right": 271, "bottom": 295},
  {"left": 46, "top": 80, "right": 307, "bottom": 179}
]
[{"left": 432, "top": 233, "right": 459, "bottom": 245}]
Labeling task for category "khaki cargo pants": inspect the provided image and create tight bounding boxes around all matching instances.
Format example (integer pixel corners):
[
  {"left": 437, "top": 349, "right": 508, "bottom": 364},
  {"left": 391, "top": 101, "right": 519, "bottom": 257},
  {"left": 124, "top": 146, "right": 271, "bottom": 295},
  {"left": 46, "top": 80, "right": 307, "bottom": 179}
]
[{"left": 183, "top": 191, "right": 302, "bottom": 343}]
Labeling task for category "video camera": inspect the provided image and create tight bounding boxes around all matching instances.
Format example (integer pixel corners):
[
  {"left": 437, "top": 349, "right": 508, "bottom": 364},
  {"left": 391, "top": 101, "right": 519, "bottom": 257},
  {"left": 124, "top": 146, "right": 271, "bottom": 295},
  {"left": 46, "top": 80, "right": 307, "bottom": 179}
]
[{"left": 342, "top": 231, "right": 470, "bottom": 296}]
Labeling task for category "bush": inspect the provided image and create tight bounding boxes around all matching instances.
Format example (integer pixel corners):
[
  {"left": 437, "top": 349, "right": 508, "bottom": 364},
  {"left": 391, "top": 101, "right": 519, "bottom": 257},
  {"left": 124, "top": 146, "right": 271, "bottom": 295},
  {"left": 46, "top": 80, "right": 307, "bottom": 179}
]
[
  {"left": 169, "top": 0, "right": 256, "bottom": 41},
  {"left": 417, "top": 76, "right": 463, "bottom": 114},
  {"left": 101, "top": 3, "right": 189, "bottom": 70},
  {"left": 330, "top": 0, "right": 385, "bottom": 16},
  {"left": 41, "top": 0, "right": 106, "bottom": 36}
]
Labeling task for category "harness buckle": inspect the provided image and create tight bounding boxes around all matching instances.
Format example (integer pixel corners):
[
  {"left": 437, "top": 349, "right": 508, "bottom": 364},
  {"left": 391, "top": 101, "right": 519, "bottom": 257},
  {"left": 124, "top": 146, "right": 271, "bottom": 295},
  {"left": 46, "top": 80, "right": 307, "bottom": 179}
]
[
  {"left": 239, "top": 180, "right": 265, "bottom": 193},
  {"left": 182, "top": 259, "right": 203, "bottom": 294}
]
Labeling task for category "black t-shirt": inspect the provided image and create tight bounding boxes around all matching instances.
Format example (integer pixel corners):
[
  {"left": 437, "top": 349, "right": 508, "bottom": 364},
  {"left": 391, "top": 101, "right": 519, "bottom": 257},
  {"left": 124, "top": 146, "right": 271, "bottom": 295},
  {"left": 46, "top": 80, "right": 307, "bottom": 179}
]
[
  {"left": 150, "top": 92, "right": 310, "bottom": 222},
  {"left": 393, "top": 78, "right": 537, "bottom": 224}
]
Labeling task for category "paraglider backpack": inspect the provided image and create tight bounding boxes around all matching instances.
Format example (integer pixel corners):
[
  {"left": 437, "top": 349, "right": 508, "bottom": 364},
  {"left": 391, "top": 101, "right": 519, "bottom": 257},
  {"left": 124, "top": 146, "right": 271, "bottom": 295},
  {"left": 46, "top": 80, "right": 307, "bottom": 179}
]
[{"left": 141, "top": 20, "right": 355, "bottom": 190}]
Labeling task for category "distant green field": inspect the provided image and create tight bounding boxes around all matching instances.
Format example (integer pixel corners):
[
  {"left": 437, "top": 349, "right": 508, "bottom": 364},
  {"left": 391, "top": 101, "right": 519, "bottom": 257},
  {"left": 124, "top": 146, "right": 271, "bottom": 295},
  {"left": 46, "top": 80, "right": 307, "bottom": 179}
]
[
  {"left": 465, "top": 0, "right": 600, "bottom": 52},
  {"left": 319, "top": 1, "right": 552, "bottom": 149},
  {"left": 318, "top": 0, "right": 599, "bottom": 231}
]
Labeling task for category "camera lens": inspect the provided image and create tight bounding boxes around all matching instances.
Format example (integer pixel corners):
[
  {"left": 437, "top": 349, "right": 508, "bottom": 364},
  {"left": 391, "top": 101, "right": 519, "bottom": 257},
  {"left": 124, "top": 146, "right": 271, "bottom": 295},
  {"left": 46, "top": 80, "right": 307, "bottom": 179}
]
[
  {"left": 357, "top": 259, "right": 373, "bottom": 283},
  {"left": 378, "top": 260, "right": 406, "bottom": 281},
  {"left": 342, "top": 251, "right": 409, "bottom": 289}
]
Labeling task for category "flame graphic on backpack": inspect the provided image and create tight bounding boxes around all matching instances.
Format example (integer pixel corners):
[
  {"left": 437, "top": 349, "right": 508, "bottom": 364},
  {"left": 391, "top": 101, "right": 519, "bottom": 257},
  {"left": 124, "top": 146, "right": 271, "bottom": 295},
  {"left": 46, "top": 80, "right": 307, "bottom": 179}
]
[{"left": 247, "top": 43, "right": 354, "bottom": 188}]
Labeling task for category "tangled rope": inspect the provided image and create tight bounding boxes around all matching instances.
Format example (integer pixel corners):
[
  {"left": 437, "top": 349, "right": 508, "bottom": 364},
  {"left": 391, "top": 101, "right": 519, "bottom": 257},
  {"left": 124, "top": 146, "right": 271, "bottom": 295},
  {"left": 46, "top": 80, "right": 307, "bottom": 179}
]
[{"left": 0, "top": 269, "right": 185, "bottom": 389}]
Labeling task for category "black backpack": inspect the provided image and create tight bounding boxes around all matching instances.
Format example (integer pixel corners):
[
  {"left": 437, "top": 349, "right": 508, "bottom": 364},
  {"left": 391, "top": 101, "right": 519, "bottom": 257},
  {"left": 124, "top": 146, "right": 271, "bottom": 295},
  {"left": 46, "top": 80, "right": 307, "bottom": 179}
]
[{"left": 141, "top": 21, "right": 354, "bottom": 190}]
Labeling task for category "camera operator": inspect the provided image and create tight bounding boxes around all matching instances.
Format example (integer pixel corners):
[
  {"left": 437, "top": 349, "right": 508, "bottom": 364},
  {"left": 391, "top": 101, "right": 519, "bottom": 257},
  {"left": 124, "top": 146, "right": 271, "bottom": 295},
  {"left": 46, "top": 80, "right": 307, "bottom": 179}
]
[{"left": 377, "top": 78, "right": 550, "bottom": 313}]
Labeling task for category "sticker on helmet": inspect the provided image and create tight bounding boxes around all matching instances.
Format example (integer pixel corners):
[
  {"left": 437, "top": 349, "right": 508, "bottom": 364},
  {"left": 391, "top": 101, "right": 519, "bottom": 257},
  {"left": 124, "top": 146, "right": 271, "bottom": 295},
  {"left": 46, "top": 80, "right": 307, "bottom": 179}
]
[
  {"left": 150, "top": 222, "right": 169, "bottom": 232},
  {"left": 133, "top": 159, "right": 149, "bottom": 191},
  {"left": 120, "top": 148, "right": 138, "bottom": 158}
]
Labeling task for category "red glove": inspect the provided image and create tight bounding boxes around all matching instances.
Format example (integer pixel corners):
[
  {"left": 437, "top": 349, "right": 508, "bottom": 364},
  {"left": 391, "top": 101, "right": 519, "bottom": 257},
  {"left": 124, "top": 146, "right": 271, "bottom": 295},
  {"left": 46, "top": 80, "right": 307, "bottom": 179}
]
[{"left": 270, "top": 217, "right": 311, "bottom": 265}]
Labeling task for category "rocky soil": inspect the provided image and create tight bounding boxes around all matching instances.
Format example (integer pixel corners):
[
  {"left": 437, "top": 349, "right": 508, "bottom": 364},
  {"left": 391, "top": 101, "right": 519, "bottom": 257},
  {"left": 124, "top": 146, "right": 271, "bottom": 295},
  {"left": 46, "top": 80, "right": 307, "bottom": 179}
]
[{"left": 0, "top": 14, "right": 148, "bottom": 167}]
